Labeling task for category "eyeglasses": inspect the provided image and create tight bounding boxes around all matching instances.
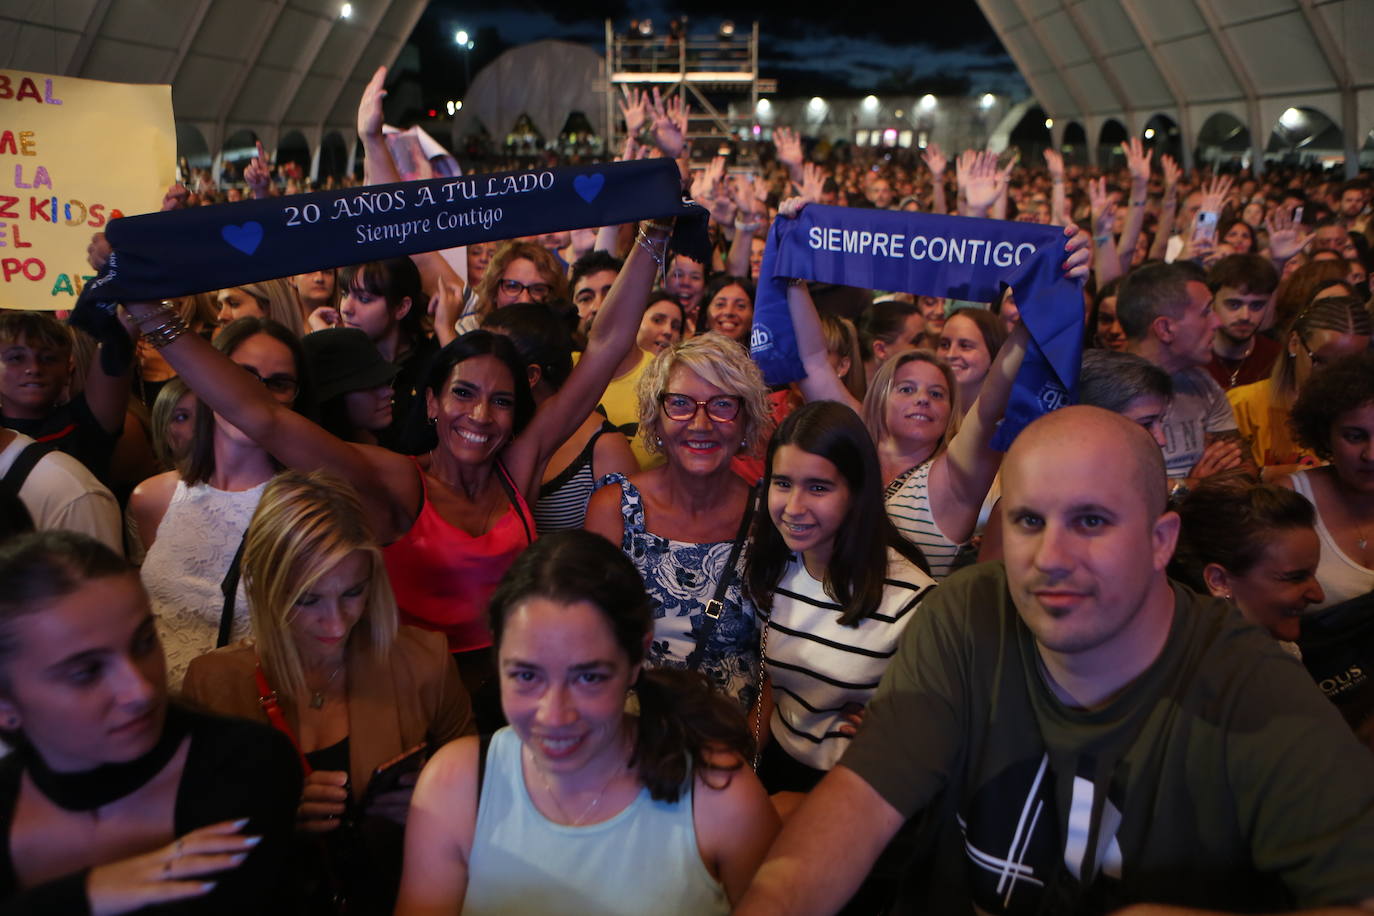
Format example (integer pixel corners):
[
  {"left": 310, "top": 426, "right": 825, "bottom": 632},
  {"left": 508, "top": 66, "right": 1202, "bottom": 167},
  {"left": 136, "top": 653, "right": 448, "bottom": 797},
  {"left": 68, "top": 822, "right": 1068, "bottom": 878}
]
[
  {"left": 497, "top": 278, "right": 552, "bottom": 301},
  {"left": 241, "top": 364, "right": 299, "bottom": 400},
  {"left": 659, "top": 392, "right": 743, "bottom": 422}
]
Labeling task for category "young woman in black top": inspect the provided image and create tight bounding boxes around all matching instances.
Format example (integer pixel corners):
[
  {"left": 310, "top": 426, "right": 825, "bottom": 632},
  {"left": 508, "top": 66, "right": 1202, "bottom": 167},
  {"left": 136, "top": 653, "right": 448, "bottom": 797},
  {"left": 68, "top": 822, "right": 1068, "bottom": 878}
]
[{"left": 0, "top": 531, "right": 300, "bottom": 914}]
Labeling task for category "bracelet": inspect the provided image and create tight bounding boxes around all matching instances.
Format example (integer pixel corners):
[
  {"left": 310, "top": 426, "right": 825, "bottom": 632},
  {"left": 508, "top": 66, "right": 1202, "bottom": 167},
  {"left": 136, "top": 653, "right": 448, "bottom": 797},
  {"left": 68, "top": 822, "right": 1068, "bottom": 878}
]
[
  {"left": 635, "top": 228, "right": 668, "bottom": 268},
  {"left": 1093, "top": 234, "right": 1111, "bottom": 244},
  {"left": 1131, "top": 200, "right": 1146, "bottom": 208},
  {"left": 138, "top": 306, "right": 189, "bottom": 349}
]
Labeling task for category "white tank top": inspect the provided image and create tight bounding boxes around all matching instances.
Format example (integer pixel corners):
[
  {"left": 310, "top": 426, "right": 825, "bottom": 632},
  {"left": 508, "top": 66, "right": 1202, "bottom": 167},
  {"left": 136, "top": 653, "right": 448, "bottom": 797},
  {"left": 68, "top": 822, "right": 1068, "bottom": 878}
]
[
  {"left": 1289, "top": 470, "right": 1374, "bottom": 610},
  {"left": 141, "top": 478, "right": 267, "bottom": 689}
]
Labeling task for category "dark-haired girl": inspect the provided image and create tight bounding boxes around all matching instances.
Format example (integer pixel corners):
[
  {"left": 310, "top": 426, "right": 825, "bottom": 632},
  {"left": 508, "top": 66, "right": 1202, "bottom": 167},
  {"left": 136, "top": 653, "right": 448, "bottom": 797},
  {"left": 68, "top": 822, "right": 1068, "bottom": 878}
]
[
  {"left": 394, "top": 530, "right": 778, "bottom": 914},
  {"left": 745, "top": 402, "right": 934, "bottom": 805},
  {"left": 309, "top": 258, "right": 438, "bottom": 449}
]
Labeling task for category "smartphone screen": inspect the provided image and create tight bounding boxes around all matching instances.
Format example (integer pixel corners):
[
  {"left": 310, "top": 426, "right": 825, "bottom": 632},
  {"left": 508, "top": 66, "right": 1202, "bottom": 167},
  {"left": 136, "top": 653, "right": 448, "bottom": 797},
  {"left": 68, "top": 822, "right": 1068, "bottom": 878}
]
[{"left": 1193, "top": 210, "right": 1219, "bottom": 243}]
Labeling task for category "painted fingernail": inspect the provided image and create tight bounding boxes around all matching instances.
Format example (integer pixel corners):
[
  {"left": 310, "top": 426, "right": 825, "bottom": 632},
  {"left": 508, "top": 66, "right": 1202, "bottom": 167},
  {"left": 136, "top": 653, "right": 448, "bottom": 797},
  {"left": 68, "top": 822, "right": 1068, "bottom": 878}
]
[
  {"left": 243, "top": 835, "right": 263, "bottom": 847},
  {"left": 201, "top": 881, "right": 218, "bottom": 892},
  {"left": 229, "top": 853, "right": 247, "bottom": 865},
  {"left": 231, "top": 818, "right": 250, "bottom": 829}
]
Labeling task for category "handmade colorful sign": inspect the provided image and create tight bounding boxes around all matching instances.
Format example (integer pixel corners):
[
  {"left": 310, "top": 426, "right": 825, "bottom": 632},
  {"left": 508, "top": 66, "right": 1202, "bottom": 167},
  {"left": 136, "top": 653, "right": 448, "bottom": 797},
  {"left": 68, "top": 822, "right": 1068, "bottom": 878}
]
[
  {"left": 0, "top": 69, "right": 173, "bottom": 309},
  {"left": 752, "top": 204, "right": 1083, "bottom": 449}
]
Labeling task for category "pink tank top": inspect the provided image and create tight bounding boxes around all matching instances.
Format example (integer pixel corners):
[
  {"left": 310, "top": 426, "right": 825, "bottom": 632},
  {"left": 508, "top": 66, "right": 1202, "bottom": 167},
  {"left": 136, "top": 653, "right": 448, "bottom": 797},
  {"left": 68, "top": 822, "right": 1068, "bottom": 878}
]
[{"left": 382, "top": 459, "right": 535, "bottom": 652}]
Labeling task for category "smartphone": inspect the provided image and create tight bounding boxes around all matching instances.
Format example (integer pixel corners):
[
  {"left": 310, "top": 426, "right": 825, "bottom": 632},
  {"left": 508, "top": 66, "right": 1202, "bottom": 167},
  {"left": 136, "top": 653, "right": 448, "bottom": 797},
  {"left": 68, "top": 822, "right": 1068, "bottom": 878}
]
[
  {"left": 361, "top": 742, "right": 428, "bottom": 808},
  {"left": 1193, "top": 209, "right": 1219, "bottom": 243}
]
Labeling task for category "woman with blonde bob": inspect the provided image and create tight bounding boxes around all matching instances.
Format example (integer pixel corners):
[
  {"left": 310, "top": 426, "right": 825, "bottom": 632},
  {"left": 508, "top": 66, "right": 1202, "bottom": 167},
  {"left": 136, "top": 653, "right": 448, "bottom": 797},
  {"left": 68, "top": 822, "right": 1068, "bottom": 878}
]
[
  {"left": 183, "top": 469, "right": 474, "bottom": 912},
  {"left": 586, "top": 333, "right": 773, "bottom": 708}
]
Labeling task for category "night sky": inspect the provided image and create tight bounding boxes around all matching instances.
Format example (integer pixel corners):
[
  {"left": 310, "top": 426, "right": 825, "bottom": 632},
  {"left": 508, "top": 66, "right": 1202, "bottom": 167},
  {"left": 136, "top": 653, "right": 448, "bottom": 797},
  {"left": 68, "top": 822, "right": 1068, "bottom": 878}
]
[{"left": 406, "top": 0, "right": 1026, "bottom": 109}]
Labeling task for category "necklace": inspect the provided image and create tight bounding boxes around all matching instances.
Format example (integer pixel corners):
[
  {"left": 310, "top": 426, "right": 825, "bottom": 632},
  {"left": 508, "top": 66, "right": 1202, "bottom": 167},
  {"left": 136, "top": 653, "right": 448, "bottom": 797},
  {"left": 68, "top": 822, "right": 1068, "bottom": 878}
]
[
  {"left": 307, "top": 662, "right": 345, "bottom": 709},
  {"left": 531, "top": 748, "right": 627, "bottom": 826},
  {"left": 1225, "top": 337, "right": 1257, "bottom": 388}
]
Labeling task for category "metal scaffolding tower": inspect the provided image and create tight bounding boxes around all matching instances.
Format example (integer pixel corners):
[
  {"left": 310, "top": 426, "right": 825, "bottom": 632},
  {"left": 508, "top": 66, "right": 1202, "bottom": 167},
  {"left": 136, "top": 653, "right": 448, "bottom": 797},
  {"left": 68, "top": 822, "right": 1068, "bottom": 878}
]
[{"left": 603, "top": 20, "right": 774, "bottom": 159}]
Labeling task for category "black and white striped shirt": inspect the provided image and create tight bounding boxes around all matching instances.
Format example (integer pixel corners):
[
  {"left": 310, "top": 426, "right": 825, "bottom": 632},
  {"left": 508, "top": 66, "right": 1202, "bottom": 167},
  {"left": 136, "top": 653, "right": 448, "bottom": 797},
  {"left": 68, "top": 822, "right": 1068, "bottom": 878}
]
[{"left": 763, "top": 549, "right": 935, "bottom": 770}]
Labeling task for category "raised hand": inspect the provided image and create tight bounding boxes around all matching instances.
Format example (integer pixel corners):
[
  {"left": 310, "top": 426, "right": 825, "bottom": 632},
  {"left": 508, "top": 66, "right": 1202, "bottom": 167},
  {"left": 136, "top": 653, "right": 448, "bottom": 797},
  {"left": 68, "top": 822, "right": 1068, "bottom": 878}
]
[
  {"left": 649, "top": 87, "right": 686, "bottom": 159},
  {"left": 1087, "top": 176, "right": 1115, "bottom": 236},
  {"left": 1043, "top": 147, "right": 1064, "bottom": 182},
  {"left": 1198, "top": 173, "right": 1234, "bottom": 217},
  {"left": 1265, "top": 205, "right": 1313, "bottom": 263},
  {"left": 1123, "top": 136, "right": 1153, "bottom": 187},
  {"left": 773, "top": 126, "right": 804, "bottom": 180},
  {"left": 86, "top": 819, "right": 261, "bottom": 916},
  {"left": 243, "top": 142, "right": 272, "bottom": 199},
  {"left": 358, "top": 66, "right": 387, "bottom": 140},
  {"left": 923, "top": 142, "right": 948, "bottom": 178},
  {"left": 957, "top": 150, "right": 1000, "bottom": 217},
  {"left": 619, "top": 86, "right": 648, "bottom": 137},
  {"left": 1160, "top": 153, "right": 1182, "bottom": 190}
]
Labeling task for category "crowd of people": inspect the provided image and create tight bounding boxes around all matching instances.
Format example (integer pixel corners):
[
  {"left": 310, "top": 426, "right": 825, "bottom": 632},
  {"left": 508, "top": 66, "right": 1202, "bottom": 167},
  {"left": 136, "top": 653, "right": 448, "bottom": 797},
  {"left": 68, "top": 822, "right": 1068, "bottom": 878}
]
[{"left": 0, "top": 66, "right": 1372, "bottom": 914}]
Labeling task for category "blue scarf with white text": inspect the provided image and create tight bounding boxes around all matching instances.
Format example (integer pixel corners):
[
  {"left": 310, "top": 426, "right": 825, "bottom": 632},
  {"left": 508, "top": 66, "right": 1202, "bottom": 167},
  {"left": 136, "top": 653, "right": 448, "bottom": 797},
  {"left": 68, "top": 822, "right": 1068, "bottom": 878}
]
[{"left": 751, "top": 205, "right": 1083, "bottom": 449}]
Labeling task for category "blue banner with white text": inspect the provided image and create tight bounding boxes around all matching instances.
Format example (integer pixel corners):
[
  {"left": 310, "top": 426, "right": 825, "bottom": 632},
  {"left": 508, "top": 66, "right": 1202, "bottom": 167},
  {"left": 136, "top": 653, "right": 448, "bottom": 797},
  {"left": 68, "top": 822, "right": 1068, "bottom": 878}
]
[{"left": 751, "top": 205, "right": 1083, "bottom": 449}]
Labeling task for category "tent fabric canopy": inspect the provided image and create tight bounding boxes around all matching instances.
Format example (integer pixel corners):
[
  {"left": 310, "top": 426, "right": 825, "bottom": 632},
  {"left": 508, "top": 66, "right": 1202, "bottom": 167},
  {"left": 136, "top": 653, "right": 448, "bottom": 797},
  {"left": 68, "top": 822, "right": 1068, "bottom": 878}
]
[
  {"left": 450, "top": 39, "right": 607, "bottom": 142},
  {"left": 974, "top": 0, "right": 1373, "bottom": 171}
]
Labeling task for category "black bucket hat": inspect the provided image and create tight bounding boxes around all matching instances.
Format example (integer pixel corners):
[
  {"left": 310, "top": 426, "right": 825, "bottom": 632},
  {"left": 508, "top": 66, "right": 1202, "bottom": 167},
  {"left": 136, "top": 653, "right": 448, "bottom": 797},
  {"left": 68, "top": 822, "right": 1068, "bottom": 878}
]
[{"left": 302, "top": 327, "right": 399, "bottom": 402}]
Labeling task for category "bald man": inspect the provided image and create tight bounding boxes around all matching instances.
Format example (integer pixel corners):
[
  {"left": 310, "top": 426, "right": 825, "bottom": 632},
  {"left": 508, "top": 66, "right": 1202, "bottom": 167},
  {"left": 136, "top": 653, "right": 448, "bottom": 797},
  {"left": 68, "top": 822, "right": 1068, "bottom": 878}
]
[{"left": 737, "top": 407, "right": 1374, "bottom": 916}]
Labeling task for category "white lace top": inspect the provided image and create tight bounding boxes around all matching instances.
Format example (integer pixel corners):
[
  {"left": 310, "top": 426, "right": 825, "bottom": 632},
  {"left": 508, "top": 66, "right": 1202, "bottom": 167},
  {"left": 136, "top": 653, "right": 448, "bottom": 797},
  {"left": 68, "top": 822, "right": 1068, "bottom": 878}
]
[{"left": 141, "top": 478, "right": 268, "bottom": 690}]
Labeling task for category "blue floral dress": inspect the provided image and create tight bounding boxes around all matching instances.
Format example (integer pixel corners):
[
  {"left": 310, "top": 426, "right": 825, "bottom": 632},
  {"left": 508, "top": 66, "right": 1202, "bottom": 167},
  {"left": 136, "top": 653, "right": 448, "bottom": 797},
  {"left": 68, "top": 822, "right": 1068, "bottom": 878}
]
[{"left": 596, "top": 473, "right": 760, "bottom": 709}]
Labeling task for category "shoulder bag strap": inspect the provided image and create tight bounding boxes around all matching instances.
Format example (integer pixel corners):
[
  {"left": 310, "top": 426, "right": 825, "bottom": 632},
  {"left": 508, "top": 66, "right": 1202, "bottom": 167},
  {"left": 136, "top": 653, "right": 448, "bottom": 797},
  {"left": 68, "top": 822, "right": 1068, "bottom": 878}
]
[
  {"left": 217, "top": 532, "right": 248, "bottom": 648},
  {"left": 0, "top": 441, "right": 52, "bottom": 497},
  {"left": 254, "top": 663, "right": 312, "bottom": 776},
  {"left": 686, "top": 485, "right": 757, "bottom": 672}
]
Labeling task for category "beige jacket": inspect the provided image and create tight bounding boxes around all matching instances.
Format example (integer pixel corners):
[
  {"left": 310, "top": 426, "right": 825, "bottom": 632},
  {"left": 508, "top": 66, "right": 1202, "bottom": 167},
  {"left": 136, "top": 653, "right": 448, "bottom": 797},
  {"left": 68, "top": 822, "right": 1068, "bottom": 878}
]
[{"left": 182, "top": 625, "right": 474, "bottom": 799}]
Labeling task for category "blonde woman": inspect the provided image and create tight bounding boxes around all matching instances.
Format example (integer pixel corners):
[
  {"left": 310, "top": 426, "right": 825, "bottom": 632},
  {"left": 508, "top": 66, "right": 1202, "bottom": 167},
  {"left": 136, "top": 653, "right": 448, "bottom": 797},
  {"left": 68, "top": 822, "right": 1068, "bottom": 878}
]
[
  {"left": 183, "top": 469, "right": 474, "bottom": 912},
  {"left": 585, "top": 333, "right": 773, "bottom": 708},
  {"left": 215, "top": 278, "right": 306, "bottom": 337}
]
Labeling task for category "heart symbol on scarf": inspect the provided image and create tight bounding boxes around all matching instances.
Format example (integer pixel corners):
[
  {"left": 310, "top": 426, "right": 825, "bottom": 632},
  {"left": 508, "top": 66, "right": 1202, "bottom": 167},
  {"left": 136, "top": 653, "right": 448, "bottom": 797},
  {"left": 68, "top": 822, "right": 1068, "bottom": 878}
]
[
  {"left": 221, "top": 222, "right": 263, "bottom": 255},
  {"left": 573, "top": 173, "right": 605, "bottom": 203}
]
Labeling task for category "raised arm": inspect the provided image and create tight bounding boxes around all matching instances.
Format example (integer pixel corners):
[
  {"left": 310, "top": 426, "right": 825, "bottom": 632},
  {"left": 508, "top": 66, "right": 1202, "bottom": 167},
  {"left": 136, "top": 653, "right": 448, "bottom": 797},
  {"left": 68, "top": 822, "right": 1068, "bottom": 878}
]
[
  {"left": 777, "top": 181, "right": 861, "bottom": 411},
  {"left": 504, "top": 219, "right": 667, "bottom": 492},
  {"left": 1088, "top": 176, "right": 1123, "bottom": 288},
  {"left": 923, "top": 143, "right": 948, "bottom": 215},
  {"left": 931, "top": 224, "right": 1090, "bottom": 542},
  {"left": 1149, "top": 155, "right": 1181, "bottom": 262},
  {"left": 1044, "top": 148, "right": 1068, "bottom": 226},
  {"left": 358, "top": 67, "right": 402, "bottom": 186},
  {"left": 121, "top": 302, "right": 417, "bottom": 542},
  {"left": 1116, "top": 138, "right": 1152, "bottom": 272}
]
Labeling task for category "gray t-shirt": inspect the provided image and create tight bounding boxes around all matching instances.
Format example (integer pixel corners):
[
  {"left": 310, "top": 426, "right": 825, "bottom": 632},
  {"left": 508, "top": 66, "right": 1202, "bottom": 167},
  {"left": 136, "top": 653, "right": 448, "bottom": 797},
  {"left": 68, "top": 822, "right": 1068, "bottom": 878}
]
[{"left": 1160, "top": 366, "right": 1237, "bottom": 478}]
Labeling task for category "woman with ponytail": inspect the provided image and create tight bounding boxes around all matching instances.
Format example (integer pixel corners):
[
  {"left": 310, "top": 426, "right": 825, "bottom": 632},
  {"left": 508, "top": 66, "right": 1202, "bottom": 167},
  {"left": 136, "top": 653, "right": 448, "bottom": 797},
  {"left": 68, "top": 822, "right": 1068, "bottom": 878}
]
[{"left": 394, "top": 530, "right": 779, "bottom": 915}]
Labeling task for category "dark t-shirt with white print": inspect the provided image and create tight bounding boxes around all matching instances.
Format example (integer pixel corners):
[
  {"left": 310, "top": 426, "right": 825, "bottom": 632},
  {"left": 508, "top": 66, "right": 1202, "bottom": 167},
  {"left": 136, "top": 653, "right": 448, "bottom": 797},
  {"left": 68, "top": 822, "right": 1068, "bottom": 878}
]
[{"left": 841, "top": 563, "right": 1374, "bottom": 914}]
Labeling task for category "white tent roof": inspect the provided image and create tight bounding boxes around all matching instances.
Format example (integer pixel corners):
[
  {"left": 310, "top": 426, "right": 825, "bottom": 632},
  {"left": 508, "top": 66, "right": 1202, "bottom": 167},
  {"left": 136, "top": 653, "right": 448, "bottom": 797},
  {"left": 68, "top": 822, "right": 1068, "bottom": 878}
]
[
  {"left": 974, "top": 0, "right": 1373, "bottom": 170},
  {"left": 1, "top": 0, "right": 426, "bottom": 161},
  {"left": 450, "top": 39, "right": 607, "bottom": 141}
]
